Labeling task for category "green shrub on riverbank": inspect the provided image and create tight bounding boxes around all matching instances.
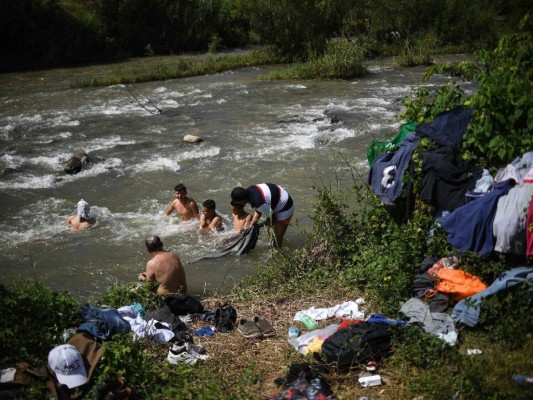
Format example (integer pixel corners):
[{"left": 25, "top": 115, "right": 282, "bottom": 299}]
[
  {"left": 265, "top": 39, "right": 367, "bottom": 80},
  {"left": 0, "top": 279, "right": 81, "bottom": 365},
  {"left": 402, "top": 15, "right": 533, "bottom": 172}
]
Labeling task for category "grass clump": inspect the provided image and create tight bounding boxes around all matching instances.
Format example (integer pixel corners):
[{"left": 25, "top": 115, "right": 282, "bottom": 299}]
[
  {"left": 394, "top": 37, "right": 434, "bottom": 67},
  {"left": 265, "top": 39, "right": 367, "bottom": 80}
]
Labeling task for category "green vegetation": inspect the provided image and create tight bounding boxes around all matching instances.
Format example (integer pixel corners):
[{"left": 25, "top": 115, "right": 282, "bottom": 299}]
[
  {"left": 394, "top": 37, "right": 435, "bottom": 67},
  {"left": 72, "top": 49, "right": 282, "bottom": 88},
  {"left": 264, "top": 39, "right": 367, "bottom": 80},
  {"left": 1, "top": 0, "right": 531, "bottom": 73},
  {"left": 1, "top": 13, "right": 532, "bottom": 400},
  {"left": 402, "top": 15, "right": 533, "bottom": 172}
]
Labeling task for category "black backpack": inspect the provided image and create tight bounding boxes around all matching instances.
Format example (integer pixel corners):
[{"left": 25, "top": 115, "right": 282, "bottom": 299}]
[
  {"left": 214, "top": 304, "right": 237, "bottom": 333},
  {"left": 318, "top": 321, "right": 393, "bottom": 373},
  {"left": 164, "top": 295, "right": 205, "bottom": 316}
]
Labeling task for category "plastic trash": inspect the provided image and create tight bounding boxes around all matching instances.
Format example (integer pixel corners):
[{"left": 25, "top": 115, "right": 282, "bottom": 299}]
[
  {"left": 288, "top": 326, "right": 300, "bottom": 338},
  {"left": 358, "top": 375, "right": 382, "bottom": 387},
  {"left": 295, "top": 311, "right": 318, "bottom": 330}
]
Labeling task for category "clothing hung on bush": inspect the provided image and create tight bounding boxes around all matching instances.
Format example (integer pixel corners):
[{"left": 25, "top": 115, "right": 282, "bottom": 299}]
[
  {"left": 418, "top": 146, "right": 483, "bottom": 211},
  {"left": 415, "top": 107, "right": 474, "bottom": 150},
  {"left": 492, "top": 177, "right": 533, "bottom": 255},
  {"left": 441, "top": 179, "right": 515, "bottom": 255},
  {"left": 452, "top": 267, "right": 533, "bottom": 327},
  {"left": 367, "top": 121, "right": 417, "bottom": 167},
  {"left": 367, "top": 132, "right": 420, "bottom": 205}
]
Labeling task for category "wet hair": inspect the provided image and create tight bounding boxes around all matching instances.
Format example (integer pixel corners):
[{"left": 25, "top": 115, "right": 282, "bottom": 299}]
[
  {"left": 174, "top": 183, "right": 187, "bottom": 192},
  {"left": 231, "top": 187, "right": 249, "bottom": 203},
  {"left": 202, "top": 199, "right": 216, "bottom": 210},
  {"left": 230, "top": 199, "right": 245, "bottom": 209},
  {"left": 145, "top": 235, "right": 163, "bottom": 252}
]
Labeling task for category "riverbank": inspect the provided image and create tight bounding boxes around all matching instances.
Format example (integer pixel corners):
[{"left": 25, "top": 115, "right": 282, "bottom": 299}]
[{"left": 1, "top": 26, "right": 532, "bottom": 400}]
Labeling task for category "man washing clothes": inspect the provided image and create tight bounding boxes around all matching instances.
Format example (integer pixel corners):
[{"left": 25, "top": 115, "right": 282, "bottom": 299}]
[
  {"left": 230, "top": 183, "right": 294, "bottom": 249},
  {"left": 138, "top": 235, "right": 187, "bottom": 296}
]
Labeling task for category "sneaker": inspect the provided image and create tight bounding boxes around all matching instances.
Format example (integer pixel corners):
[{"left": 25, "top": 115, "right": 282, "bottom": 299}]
[
  {"left": 253, "top": 316, "right": 277, "bottom": 338},
  {"left": 237, "top": 318, "right": 263, "bottom": 338}
]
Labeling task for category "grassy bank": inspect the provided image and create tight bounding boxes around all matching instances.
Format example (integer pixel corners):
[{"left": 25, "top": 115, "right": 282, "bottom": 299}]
[
  {"left": 71, "top": 49, "right": 284, "bottom": 88},
  {"left": 2, "top": 19, "right": 532, "bottom": 400},
  {"left": 1, "top": 183, "right": 532, "bottom": 399}
]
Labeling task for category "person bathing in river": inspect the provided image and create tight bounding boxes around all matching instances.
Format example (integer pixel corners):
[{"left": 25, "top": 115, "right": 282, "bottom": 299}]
[
  {"left": 231, "top": 200, "right": 252, "bottom": 232},
  {"left": 198, "top": 199, "right": 224, "bottom": 233},
  {"left": 65, "top": 199, "right": 97, "bottom": 232},
  {"left": 230, "top": 183, "right": 294, "bottom": 249},
  {"left": 164, "top": 183, "right": 199, "bottom": 221},
  {"left": 138, "top": 235, "right": 187, "bottom": 295}
]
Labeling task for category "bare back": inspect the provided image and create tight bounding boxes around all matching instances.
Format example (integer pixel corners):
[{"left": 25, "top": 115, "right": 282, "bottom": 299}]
[
  {"left": 66, "top": 215, "right": 95, "bottom": 232},
  {"left": 145, "top": 251, "right": 187, "bottom": 295},
  {"left": 233, "top": 212, "right": 252, "bottom": 232}
]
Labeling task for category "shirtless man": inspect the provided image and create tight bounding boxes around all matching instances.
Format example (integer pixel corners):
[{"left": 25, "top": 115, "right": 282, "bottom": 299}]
[
  {"left": 164, "top": 183, "right": 199, "bottom": 221},
  {"left": 198, "top": 199, "right": 224, "bottom": 233},
  {"left": 138, "top": 235, "right": 187, "bottom": 295},
  {"left": 231, "top": 200, "right": 252, "bottom": 232},
  {"left": 65, "top": 199, "right": 96, "bottom": 232}
]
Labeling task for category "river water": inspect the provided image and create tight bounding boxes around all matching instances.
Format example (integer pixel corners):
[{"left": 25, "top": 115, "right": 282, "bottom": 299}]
[{"left": 0, "top": 54, "right": 475, "bottom": 299}]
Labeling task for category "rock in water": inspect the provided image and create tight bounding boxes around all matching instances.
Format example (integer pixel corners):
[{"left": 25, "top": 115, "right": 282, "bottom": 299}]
[{"left": 183, "top": 134, "right": 203, "bottom": 143}]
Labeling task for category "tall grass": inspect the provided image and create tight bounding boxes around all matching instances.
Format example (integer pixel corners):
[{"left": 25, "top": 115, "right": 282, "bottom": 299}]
[
  {"left": 265, "top": 39, "right": 368, "bottom": 80},
  {"left": 394, "top": 37, "right": 434, "bottom": 67}
]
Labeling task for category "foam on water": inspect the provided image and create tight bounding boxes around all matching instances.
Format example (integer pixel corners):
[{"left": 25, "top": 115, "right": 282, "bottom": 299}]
[
  {"left": 129, "top": 156, "right": 181, "bottom": 173},
  {"left": 86, "top": 135, "right": 136, "bottom": 153}
]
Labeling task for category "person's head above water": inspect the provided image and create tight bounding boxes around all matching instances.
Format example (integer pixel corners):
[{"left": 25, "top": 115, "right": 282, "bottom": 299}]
[
  {"left": 230, "top": 187, "right": 249, "bottom": 205},
  {"left": 76, "top": 199, "right": 95, "bottom": 221},
  {"left": 202, "top": 199, "right": 216, "bottom": 210},
  {"left": 145, "top": 235, "right": 164, "bottom": 252},
  {"left": 174, "top": 183, "right": 187, "bottom": 193}
]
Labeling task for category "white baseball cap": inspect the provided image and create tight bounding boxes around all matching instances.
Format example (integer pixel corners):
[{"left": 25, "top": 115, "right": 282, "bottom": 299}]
[{"left": 48, "top": 344, "right": 88, "bottom": 389}]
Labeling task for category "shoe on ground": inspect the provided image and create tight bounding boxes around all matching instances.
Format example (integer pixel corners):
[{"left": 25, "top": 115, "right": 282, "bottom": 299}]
[
  {"left": 253, "top": 316, "right": 277, "bottom": 337},
  {"left": 237, "top": 318, "right": 263, "bottom": 338},
  {"left": 104, "top": 386, "right": 143, "bottom": 400}
]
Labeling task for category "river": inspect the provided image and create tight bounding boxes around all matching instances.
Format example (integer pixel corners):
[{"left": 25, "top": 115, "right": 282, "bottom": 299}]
[{"left": 0, "top": 53, "right": 475, "bottom": 299}]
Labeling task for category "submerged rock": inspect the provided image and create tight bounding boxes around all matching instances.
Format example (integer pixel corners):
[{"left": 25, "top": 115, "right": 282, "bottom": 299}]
[{"left": 64, "top": 150, "right": 90, "bottom": 174}]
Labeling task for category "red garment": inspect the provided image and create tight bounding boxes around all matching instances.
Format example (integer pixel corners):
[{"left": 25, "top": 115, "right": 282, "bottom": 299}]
[{"left": 337, "top": 319, "right": 364, "bottom": 330}]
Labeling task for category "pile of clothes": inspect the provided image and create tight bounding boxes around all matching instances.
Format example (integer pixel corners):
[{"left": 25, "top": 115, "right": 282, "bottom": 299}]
[{"left": 367, "top": 107, "right": 533, "bottom": 257}]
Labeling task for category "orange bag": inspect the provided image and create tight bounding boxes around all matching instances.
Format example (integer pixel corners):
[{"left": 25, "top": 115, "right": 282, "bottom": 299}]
[{"left": 435, "top": 269, "right": 487, "bottom": 301}]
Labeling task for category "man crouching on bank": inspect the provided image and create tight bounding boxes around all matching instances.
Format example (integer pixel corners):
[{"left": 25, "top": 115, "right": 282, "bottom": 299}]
[{"left": 138, "top": 235, "right": 187, "bottom": 295}]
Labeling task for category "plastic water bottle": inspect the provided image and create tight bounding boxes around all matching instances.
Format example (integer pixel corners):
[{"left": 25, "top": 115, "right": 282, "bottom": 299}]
[{"left": 295, "top": 312, "right": 318, "bottom": 330}]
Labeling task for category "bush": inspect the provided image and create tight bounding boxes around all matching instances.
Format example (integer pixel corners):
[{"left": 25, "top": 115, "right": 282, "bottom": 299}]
[
  {"left": 0, "top": 278, "right": 81, "bottom": 365},
  {"left": 394, "top": 38, "right": 434, "bottom": 67},
  {"left": 266, "top": 38, "right": 367, "bottom": 80}
]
